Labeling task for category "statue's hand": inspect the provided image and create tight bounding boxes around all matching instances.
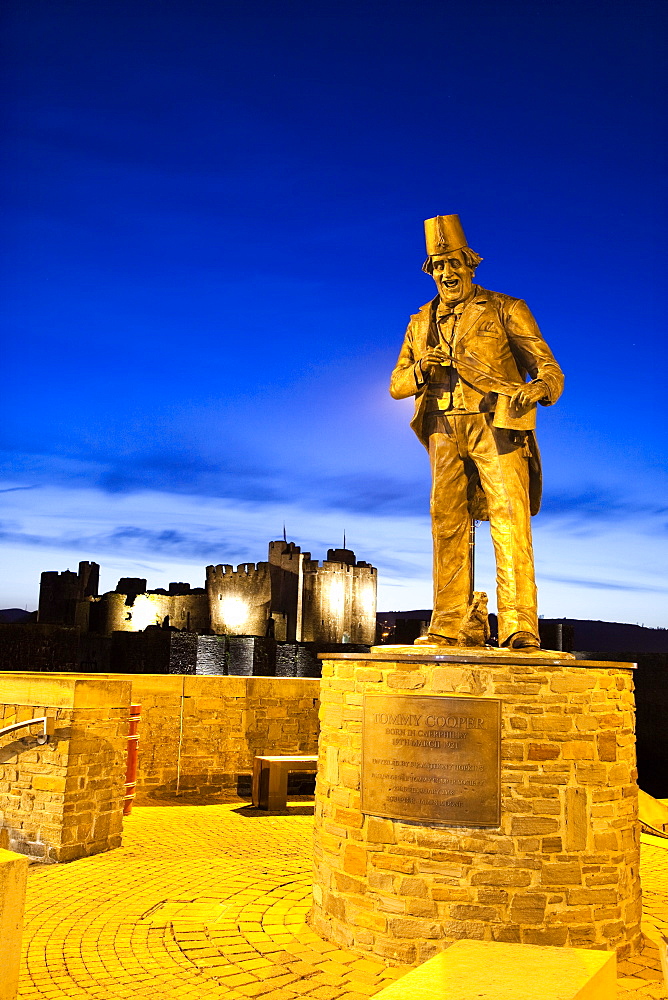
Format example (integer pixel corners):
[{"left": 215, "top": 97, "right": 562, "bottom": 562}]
[
  {"left": 510, "top": 379, "right": 547, "bottom": 410},
  {"left": 419, "top": 347, "right": 449, "bottom": 376}
]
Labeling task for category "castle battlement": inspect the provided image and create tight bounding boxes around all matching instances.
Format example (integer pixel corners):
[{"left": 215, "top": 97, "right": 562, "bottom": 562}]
[
  {"left": 303, "top": 560, "right": 376, "bottom": 577},
  {"left": 206, "top": 562, "right": 272, "bottom": 583},
  {"left": 41, "top": 569, "right": 79, "bottom": 582},
  {"left": 314, "top": 561, "right": 353, "bottom": 575}
]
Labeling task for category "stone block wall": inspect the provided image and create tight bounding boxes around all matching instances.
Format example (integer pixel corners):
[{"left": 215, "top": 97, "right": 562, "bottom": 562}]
[
  {"left": 118, "top": 675, "right": 320, "bottom": 803},
  {"left": 276, "top": 643, "right": 321, "bottom": 678},
  {"left": 195, "top": 635, "right": 229, "bottom": 676},
  {"left": 193, "top": 636, "right": 370, "bottom": 679},
  {"left": 0, "top": 674, "right": 131, "bottom": 861},
  {"left": 310, "top": 654, "right": 641, "bottom": 964},
  {"left": 0, "top": 625, "right": 111, "bottom": 674},
  {"left": 109, "top": 630, "right": 198, "bottom": 675},
  {"left": 226, "top": 636, "right": 275, "bottom": 676}
]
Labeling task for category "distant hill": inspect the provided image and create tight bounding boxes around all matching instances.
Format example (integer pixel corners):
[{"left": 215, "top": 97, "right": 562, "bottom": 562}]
[
  {"left": 377, "top": 611, "right": 668, "bottom": 654},
  {"left": 549, "top": 619, "right": 668, "bottom": 655},
  {"left": 0, "top": 608, "right": 38, "bottom": 624}
]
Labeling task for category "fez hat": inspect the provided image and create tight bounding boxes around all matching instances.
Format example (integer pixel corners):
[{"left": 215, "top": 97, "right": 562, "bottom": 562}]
[{"left": 424, "top": 214, "right": 467, "bottom": 256}]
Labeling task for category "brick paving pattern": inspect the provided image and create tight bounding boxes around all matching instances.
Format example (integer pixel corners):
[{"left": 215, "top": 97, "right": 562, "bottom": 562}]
[{"left": 17, "top": 805, "right": 667, "bottom": 999}]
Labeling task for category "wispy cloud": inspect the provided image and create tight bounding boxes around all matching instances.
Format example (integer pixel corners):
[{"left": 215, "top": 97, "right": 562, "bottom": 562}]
[
  {"left": 1, "top": 447, "right": 427, "bottom": 516},
  {"left": 540, "top": 573, "right": 668, "bottom": 594},
  {"left": 5, "top": 445, "right": 666, "bottom": 531},
  {"left": 540, "top": 487, "right": 667, "bottom": 524},
  {"left": 2, "top": 446, "right": 667, "bottom": 627},
  {"left": 0, "top": 523, "right": 240, "bottom": 562}
]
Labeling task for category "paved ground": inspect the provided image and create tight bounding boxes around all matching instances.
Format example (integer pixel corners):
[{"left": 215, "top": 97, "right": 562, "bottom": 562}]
[{"left": 17, "top": 804, "right": 668, "bottom": 1000}]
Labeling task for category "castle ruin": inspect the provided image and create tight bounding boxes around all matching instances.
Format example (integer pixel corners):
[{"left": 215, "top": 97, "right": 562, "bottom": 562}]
[{"left": 37, "top": 540, "right": 377, "bottom": 645}]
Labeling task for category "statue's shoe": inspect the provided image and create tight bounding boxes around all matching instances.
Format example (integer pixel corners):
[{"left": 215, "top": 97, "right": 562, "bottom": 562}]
[
  {"left": 506, "top": 631, "right": 541, "bottom": 650},
  {"left": 414, "top": 633, "right": 457, "bottom": 647}
]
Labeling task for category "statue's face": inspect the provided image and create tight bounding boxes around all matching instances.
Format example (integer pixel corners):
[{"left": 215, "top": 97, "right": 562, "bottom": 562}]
[{"left": 431, "top": 251, "right": 474, "bottom": 306}]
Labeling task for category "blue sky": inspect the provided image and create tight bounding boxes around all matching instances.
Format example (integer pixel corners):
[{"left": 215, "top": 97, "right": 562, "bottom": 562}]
[{"left": 1, "top": 0, "right": 667, "bottom": 625}]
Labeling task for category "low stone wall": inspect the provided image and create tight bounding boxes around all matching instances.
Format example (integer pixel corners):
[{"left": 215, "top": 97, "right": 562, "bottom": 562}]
[
  {"left": 115, "top": 674, "right": 321, "bottom": 802},
  {"left": 0, "top": 673, "right": 320, "bottom": 858},
  {"left": 310, "top": 653, "right": 641, "bottom": 964},
  {"left": 0, "top": 674, "right": 130, "bottom": 861}
]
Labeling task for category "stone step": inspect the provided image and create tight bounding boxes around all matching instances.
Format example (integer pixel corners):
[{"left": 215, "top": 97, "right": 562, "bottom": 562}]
[{"left": 373, "top": 939, "right": 616, "bottom": 1000}]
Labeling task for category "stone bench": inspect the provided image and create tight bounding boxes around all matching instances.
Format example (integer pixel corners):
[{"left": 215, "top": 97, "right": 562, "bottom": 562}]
[
  {"left": 373, "top": 940, "right": 616, "bottom": 1000},
  {"left": 251, "top": 755, "right": 318, "bottom": 810}
]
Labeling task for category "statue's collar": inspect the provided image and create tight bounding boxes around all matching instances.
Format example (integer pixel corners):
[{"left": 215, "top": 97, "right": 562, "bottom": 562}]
[{"left": 431, "top": 286, "right": 486, "bottom": 316}]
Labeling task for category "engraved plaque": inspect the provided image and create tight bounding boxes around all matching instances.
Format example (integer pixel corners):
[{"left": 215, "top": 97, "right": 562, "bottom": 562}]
[{"left": 361, "top": 694, "right": 501, "bottom": 827}]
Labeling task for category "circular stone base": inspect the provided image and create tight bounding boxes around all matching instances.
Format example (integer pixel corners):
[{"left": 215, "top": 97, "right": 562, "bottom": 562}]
[{"left": 310, "top": 652, "right": 642, "bottom": 965}]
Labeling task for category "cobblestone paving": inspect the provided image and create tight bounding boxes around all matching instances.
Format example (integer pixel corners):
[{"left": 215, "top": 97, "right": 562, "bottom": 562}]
[
  {"left": 617, "top": 835, "right": 668, "bottom": 1000},
  {"left": 17, "top": 805, "right": 668, "bottom": 999}
]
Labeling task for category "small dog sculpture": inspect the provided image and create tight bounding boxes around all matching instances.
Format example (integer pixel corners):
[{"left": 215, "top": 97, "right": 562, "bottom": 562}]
[{"left": 456, "top": 591, "right": 491, "bottom": 648}]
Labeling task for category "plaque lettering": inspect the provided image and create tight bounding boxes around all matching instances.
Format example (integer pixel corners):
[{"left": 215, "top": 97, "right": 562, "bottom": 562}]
[{"left": 361, "top": 694, "right": 501, "bottom": 826}]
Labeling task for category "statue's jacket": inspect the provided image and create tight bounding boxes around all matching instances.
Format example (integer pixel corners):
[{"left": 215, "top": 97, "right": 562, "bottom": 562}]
[{"left": 390, "top": 286, "right": 564, "bottom": 516}]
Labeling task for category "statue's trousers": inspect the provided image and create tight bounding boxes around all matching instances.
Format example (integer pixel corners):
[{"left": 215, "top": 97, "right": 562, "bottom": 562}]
[{"left": 427, "top": 412, "right": 538, "bottom": 644}]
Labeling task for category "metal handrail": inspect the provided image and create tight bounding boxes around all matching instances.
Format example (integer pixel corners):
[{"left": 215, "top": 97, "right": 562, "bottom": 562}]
[{"left": 0, "top": 717, "right": 55, "bottom": 745}]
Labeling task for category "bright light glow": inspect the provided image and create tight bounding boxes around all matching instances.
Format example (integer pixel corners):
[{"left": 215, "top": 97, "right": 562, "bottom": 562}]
[
  {"left": 362, "top": 587, "right": 376, "bottom": 615},
  {"left": 328, "top": 578, "right": 345, "bottom": 618},
  {"left": 129, "top": 596, "right": 161, "bottom": 631},
  {"left": 221, "top": 596, "right": 248, "bottom": 629}
]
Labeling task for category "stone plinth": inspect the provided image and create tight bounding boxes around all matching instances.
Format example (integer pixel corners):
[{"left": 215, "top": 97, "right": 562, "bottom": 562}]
[
  {"left": 0, "top": 673, "right": 131, "bottom": 861},
  {"left": 0, "top": 848, "right": 28, "bottom": 1000},
  {"left": 310, "top": 650, "right": 641, "bottom": 964}
]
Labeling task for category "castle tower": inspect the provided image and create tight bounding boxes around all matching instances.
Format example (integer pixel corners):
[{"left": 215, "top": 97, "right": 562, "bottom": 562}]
[
  {"left": 350, "top": 560, "right": 377, "bottom": 643},
  {"left": 38, "top": 561, "right": 101, "bottom": 625},
  {"left": 300, "top": 547, "right": 377, "bottom": 644},
  {"left": 78, "top": 561, "right": 99, "bottom": 599},
  {"left": 268, "top": 540, "right": 306, "bottom": 641},
  {"left": 206, "top": 562, "right": 273, "bottom": 636}
]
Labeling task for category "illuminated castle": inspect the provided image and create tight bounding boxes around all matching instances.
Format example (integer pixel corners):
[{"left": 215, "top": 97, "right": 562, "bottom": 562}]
[{"left": 38, "top": 540, "right": 377, "bottom": 645}]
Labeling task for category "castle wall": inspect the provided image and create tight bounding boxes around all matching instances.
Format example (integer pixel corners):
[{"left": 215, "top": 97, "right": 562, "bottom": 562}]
[
  {"left": 168, "top": 594, "right": 210, "bottom": 632},
  {"left": 206, "top": 563, "right": 272, "bottom": 636},
  {"left": 96, "top": 592, "right": 208, "bottom": 634},
  {"left": 109, "top": 631, "right": 198, "bottom": 674}
]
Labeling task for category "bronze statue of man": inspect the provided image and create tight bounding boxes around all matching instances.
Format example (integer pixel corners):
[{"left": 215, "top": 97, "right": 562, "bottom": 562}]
[{"left": 390, "top": 215, "right": 564, "bottom": 650}]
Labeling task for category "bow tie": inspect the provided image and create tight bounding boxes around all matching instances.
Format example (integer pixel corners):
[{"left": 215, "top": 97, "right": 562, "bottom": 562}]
[{"left": 437, "top": 302, "right": 466, "bottom": 322}]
